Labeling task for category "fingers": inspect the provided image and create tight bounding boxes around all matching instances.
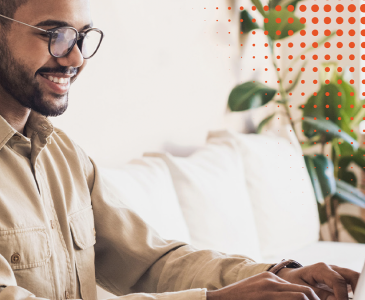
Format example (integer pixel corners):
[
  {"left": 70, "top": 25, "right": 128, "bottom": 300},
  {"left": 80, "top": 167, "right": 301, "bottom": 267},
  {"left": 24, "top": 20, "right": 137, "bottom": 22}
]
[
  {"left": 305, "top": 263, "right": 351, "bottom": 300},
  {"left": 307, "top": 283, "right": 336, "bottom": 300},
  {"left": 270, "top": 291, "right": 318, "bottom": 300},
  {"left": 329, "top": 265, "right": 360, "bottom": 294},
  {"left": 247, "top": 272, "right": 320, "bottom": 299},
  {"left": 274, "top": 282, "right": 320, "bottom": 300}
]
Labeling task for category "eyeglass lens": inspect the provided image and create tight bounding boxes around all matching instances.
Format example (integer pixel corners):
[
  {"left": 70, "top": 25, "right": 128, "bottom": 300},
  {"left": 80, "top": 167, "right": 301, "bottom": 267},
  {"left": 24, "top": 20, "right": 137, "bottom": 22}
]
[{"left": 50, "top": 28, "right": 102, "bottom": 59}]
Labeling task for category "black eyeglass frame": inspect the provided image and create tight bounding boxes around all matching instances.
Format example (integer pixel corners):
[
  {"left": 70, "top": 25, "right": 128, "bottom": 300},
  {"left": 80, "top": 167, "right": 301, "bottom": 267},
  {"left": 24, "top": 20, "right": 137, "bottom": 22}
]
[
  {"left": 45, "top": 26, "right": 104, "bottom": 59},
  {"left": 0, "top": 13, "right": 104, "bottom": 59}
]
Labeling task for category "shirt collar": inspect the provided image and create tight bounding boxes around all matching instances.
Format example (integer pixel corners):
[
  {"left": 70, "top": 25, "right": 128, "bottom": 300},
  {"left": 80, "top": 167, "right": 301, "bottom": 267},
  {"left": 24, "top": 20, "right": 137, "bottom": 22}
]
[
  {"left": 0, "top": 110, "right": 54, "bottom": 151},
  {"left": 26, "top": 110, "right": 54, "bottom": 139},
  {"left": 0, "top": 115, "right": 17, "bottom": 151}
]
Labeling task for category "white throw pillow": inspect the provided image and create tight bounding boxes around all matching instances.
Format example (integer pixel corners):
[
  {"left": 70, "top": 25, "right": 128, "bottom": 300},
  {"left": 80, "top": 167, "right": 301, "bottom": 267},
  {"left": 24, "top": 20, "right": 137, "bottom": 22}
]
[
  {"left": 99, "top": 157, "right": 191, "bottom": 244},
  {"left": 207, "top": 130, "right": 320, "bottom": 259},
  {"left": 144, "top": 137, "right": 263, "bottom": 262}
]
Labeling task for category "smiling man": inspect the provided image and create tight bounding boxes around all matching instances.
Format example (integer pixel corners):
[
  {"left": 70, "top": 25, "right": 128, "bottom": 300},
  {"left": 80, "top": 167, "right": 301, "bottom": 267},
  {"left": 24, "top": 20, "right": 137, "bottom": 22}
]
[{"left": 0, "top": 1, "right": 361, "bottom": 300}]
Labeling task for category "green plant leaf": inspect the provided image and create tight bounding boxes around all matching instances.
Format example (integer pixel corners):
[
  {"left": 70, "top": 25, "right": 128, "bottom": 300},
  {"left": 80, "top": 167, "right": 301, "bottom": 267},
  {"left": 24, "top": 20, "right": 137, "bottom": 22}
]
[
  {"left": 312, "top": 154, "right": 336, "bottom": 197},
  {"left": 285, "top": 60, "right": 308, "bottom": 93},
  {"left": 257, "top": 113, "right": 275, "bottom": 134},
  {"left": 350, "top": 99, "right": 365, "bottom": 128},
  {"left": 339, "top": 113, "right": 358, "bottom": 141},
  {"left": 276, "top": 100, "right": 288, "bottom": 104},
  {"left": 338, "top": 170, "right": 357, "bottom": 188},
  {"left": 302, "top": 87, "right": 326, "bottom": 121},
  {"left": 319, "top": 62, "right": 338, "bottom": 85},
  {"left": 301, "top": 91, "right": 325, "bottom": 139},
  {"left": 339, "top": 142, "right": 355, "bottom": 157},
  {"left": 337, "top": 150, "right": 357, "bottom": 188},
  {"left": 351, "top": 99, "right": 364, "bottom": 125},
  {"left": 285, "top": 0, "right": 304, "bottom": 9},
  {"left": 320, "top": 84, "right": 342, "bottom": 126},
  {"left": 300, "top": 137, "right": 321, "bottom": 150},
  {"left": 337, "top": 76, "right": 357, "bottom": 118},
  {"left": 304, "top": 155, "right": 325, "bottom": 204},
  {"left": 228, "top": 82, "right": 277, "bottom": 112},
  {"left": 251, "top": 0, "right": 266, "bottom": 17},
  {"left": 269, "top": 0, "right": 281, "bottom": 9},
  {"left": 317, "top": 202, "right": 328, "bottom": 224},
  {"left": 301, "top": 141, "right": 313, "bottom": 150},
  {"left": 269, "top": 0, "right": 301, "bottom": 9},
  {"left": 240, "top": 10, "right": 260, "bottom": 33},
  {"left": 340, "top": 215, "right": 365, "bottom": 243},
  {"left": 264, "top": 9, "right": 305, "bottom": 40},
  {"left": 352, "top": 147, "right": 365, "bottom": 171},
  {"left": 302, "top": 117, "right": 359, "bottom": 151},
  {"left": 334, "top": 180, "right": 365, "bottom": 208}
]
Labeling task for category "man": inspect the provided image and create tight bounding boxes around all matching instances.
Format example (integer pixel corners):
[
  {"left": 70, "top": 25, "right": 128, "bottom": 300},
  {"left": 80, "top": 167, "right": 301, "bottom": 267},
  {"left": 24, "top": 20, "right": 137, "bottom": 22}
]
[{"left": 0, "top": 0, "right": 360, "bottom": 299}]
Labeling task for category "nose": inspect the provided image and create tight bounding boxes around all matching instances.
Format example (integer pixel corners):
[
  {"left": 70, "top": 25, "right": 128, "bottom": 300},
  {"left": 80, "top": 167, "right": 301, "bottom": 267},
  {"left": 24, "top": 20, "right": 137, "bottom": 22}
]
[{"left": 56, "top": 43, "right": 84, "bottom": 69}]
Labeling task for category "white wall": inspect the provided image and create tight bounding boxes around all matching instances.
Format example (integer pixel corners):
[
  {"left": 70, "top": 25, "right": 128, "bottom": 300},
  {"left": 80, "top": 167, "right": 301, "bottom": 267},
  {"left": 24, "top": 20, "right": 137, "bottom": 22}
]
[{"left": 50, "top": 0, "right": 276, "bottom": 168}]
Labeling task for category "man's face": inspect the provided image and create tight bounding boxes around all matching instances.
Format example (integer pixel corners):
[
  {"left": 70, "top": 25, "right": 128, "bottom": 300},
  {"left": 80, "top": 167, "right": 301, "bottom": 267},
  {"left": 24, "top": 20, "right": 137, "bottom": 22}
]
[{"left": 0, "top": 0, "right": 92, "bottom": 117}]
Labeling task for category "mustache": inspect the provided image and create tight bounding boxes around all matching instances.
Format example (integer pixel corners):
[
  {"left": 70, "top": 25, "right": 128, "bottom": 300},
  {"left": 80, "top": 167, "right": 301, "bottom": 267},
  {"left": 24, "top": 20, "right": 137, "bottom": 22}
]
[{"left": 36, "top": 66, "right": 78, "bottom": 77}]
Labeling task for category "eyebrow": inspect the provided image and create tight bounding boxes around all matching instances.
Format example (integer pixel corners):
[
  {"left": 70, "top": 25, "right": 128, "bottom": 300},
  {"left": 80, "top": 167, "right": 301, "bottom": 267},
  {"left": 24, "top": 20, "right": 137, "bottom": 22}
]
[{"left": 34, "top": 19, "right": 93, "bottom": 31}]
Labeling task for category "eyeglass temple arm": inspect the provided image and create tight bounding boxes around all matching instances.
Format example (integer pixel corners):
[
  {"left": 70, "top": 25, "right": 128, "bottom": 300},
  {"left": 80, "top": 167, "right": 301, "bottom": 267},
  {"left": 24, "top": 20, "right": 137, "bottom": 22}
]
[{"left": 0, "top": 13, "right": 47, "bottom": 33}]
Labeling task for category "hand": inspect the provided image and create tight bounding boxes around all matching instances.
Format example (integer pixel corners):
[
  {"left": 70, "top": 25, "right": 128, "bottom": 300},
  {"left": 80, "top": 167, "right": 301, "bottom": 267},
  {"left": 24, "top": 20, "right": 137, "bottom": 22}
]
[
  {"left": 206, "top": 271, "right": 322, "bottom": 300},
  {"left": 276, "top": 262, "right": 360, "bottom": 300}
]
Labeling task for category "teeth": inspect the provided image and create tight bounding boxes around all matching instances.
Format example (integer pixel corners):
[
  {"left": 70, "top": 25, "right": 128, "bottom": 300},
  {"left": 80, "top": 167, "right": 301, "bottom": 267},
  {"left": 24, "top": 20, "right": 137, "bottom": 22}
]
[{"left": 44, "top": 75, "right": 68, "bottom": 84}]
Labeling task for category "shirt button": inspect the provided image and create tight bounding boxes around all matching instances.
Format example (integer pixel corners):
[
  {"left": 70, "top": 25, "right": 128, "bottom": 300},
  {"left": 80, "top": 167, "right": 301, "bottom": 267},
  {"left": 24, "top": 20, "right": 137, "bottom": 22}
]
[
  {"left": 93, "top": 228, "right": 96, "bottom": 237},
  {"left": 50, "top": 220, "right": 55, "bottom": 229},
  {"left": 11, "top": 253, "right": 21, "bottom": 264},
  {"left": 65, "top": 291, "right": 70, "bottom": 299}
]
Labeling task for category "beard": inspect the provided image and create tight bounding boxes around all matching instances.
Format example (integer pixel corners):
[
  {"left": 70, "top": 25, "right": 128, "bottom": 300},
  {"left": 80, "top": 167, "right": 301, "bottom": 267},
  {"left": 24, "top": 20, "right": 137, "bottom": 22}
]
[{"left": 0, "top": 35, "right": 77, "bottom": 117}]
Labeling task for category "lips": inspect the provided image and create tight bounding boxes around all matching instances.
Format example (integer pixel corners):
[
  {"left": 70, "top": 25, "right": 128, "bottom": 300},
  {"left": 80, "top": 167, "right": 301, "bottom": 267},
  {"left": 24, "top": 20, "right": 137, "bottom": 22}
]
[{"left": 38, "top": 73, "right": 71, "bottom": 94}]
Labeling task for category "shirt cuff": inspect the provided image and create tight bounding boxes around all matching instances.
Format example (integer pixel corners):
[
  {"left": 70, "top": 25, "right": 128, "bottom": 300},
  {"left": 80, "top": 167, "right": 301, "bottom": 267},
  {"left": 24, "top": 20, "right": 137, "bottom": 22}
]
[{"left": 236, "top": 262, "right": 277, "bottom": 280}]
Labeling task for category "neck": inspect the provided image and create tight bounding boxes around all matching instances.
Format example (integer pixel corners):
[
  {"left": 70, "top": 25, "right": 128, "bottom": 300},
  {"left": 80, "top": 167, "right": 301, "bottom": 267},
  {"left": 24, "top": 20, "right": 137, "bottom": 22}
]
[{"left": 0, "top": 91, "right": 31, "bottom": 135}]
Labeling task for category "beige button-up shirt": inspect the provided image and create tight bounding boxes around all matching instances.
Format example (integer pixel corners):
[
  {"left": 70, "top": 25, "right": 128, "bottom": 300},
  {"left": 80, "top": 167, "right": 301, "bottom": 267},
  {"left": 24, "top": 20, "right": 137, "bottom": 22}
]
[{"left": 0, "top": 111, "right": 274, "bottom": 300}]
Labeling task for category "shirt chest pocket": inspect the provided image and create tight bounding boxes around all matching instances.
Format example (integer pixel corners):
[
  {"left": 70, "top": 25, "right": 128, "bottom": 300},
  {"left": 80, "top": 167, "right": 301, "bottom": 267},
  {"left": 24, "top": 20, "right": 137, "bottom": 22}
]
[
  {"left": 0, "top": 227, "right": 52, "bottom": 298},
  {"left": 69, "top": 205, "right": 97, "bottom": 300}
]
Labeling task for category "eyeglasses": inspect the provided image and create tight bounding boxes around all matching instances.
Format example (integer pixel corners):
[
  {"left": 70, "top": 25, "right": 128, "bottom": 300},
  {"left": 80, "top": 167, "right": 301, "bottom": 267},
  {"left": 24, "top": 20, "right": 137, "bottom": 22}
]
[{"left": 0, "top": 13, "right": 104, "bottom": 59}]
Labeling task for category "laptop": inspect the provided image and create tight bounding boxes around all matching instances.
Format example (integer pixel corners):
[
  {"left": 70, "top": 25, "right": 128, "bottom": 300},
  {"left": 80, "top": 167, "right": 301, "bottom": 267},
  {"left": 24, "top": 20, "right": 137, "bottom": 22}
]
[{"left": 352, "top": 261, "right": 365, "bottom": 300}]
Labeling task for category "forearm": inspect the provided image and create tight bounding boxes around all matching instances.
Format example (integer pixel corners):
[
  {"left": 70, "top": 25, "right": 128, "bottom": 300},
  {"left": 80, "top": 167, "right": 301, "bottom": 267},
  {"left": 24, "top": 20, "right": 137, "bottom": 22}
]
[{"left": 137, "top": 244, "right": 273, "bottom": 293}]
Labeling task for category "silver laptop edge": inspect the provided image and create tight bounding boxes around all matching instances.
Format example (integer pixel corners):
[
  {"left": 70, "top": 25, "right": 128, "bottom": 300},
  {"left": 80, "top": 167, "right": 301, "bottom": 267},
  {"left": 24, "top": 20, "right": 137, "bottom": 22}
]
[{"left": 353, "top": 260, "right": 365, "bottom": 300}]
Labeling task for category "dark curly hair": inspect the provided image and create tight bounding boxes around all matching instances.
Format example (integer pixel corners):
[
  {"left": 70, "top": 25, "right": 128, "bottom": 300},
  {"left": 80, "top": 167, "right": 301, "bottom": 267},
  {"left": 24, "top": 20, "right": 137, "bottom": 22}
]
[{"left": 0, "top": 0, "right": 30, "bottom": 30}]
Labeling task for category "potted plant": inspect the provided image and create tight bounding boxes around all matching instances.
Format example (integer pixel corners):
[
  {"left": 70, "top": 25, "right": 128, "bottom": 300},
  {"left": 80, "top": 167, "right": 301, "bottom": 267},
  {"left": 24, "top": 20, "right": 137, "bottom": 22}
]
[{"left": 228, "top": 0, "right": 365, "bottom": 242}]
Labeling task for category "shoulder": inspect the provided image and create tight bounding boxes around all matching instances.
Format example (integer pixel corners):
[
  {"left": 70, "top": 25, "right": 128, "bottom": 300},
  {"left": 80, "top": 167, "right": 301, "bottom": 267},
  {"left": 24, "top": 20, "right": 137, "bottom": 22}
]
[
  {"left": 52, "top": 127, "right": 95, "bottom": 188},
  {"left": 52, "top": 127, "right": 88, "bottom": 158}
]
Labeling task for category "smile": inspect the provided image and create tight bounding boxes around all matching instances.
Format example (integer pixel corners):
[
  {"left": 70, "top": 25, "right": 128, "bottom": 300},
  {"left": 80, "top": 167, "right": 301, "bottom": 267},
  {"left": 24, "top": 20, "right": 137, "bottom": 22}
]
[
  {"left": 40, "top": 74, "right": 70, "bottom": 84},
  {"left": 38, "top": 73, "right": 73, "bottom": 94}
]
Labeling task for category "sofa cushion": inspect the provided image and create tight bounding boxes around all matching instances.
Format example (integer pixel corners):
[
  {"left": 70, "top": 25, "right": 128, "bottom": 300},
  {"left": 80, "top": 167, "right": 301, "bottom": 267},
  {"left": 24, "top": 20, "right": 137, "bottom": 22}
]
[
  {"left": 207, "top": 130, "right": 320, "bottom": 259},
  {"left": 144, "top": 137, "right": 262, "bottom": 262},
  {"left": 99, "top": 157, "right": 191, "bottom": 244}
]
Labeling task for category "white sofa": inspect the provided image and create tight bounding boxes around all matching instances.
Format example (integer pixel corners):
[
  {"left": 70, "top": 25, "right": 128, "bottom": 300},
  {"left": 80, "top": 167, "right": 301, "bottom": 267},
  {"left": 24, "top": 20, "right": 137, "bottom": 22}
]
[{"left": 98, "top": 128, "right": 365, "bottom": 298}]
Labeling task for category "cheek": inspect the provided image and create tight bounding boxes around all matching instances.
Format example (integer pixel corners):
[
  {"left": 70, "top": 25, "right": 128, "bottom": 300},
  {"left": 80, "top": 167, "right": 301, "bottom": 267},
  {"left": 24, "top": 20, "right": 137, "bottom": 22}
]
[{"left": 8, "top": 32, "right": 51, "bottom": 74}]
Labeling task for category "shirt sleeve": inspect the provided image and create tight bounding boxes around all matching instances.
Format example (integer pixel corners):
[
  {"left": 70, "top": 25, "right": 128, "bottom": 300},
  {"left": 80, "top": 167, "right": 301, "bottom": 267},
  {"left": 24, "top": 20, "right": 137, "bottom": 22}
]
[{"left": 77, "top": 145, "right": 274, "bottom": 298}]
